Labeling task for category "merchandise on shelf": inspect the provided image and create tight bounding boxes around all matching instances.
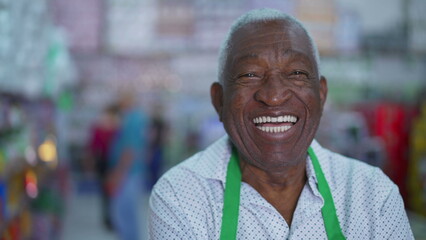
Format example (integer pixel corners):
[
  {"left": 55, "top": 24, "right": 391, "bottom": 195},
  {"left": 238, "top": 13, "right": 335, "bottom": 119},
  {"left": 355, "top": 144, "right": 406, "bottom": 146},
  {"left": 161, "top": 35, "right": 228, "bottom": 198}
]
[
  {"left": 353, "top": 102, "right": 414, "bottom": 201},
  {"left": 0, "top": 95, "right": 66, "bottom": 239},
  {"left": 0, "top": 179, "right": 6, "bottom": 226},
  {"left": 408, "top": 103, "right": 426, "bottom": 216}
]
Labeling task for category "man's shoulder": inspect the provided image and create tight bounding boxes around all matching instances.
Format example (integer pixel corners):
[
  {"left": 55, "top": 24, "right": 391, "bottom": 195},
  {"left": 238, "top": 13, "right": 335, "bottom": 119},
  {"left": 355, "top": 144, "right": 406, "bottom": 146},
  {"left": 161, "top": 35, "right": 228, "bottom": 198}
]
[
  {"left": 153, "top": 136, "right": 229, "bottom": 194},
  {"left": 155, "top": 151, "right": 205, "bottom": 188},
  {"left": 316, "top": 144, "right": 412, "bottom": 239},
  {"left": 317, "top": 144, "right": 397, "bottom": 197}
]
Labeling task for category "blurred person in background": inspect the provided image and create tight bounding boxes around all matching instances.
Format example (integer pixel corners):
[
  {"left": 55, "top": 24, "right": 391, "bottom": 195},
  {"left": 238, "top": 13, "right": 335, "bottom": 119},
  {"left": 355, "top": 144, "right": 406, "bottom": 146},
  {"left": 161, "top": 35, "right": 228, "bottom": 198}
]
[
  {"left": 107, "top": 93, "right": 148, "bottom": 240},
  {"left": 88, "top": 104, "right": 120, "bottom": 231},
  {"left": 149, "top": 9, "right": 413, "bottom": 239},
  {"left": 147, "top": 105, "right": 168, "bottom": 190}
]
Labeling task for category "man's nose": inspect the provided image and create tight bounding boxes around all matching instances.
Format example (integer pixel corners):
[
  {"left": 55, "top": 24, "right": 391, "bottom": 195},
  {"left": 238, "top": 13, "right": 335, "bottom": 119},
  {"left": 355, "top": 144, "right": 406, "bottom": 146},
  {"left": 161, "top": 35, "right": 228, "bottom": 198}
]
[{"left": 254, "top": 76, "right": 292, "bottom": 106}]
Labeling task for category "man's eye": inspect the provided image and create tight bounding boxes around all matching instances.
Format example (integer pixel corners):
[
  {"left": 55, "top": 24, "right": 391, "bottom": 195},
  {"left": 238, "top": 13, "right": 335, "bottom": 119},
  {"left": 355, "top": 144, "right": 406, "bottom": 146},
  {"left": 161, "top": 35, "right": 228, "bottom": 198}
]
[
  {"left": 239, "top": 73, "right": 257, "bottom": 78},
  {"left": 234, "top": 72, "right": 263, "bottom": 86},
  {"left": 292, "top": 71, "right": 307, "bottom": 76},
  {"left": 288, "top": 71, "right": 310, "bottom": 81}
]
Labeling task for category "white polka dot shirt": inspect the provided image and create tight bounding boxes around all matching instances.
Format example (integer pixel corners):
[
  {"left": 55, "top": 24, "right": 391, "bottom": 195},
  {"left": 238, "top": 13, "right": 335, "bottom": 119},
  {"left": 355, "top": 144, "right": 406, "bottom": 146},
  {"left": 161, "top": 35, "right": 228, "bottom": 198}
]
[{"left": 149, "top": 136, "right": 414, "bottom": 239}]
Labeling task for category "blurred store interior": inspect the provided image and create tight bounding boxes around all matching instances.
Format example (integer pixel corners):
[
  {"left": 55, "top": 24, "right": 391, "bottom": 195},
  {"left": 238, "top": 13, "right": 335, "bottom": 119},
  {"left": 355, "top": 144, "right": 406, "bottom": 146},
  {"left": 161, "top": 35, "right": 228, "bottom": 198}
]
[{"left": 1, "top": 0, "right": 426, "bottom": 239}]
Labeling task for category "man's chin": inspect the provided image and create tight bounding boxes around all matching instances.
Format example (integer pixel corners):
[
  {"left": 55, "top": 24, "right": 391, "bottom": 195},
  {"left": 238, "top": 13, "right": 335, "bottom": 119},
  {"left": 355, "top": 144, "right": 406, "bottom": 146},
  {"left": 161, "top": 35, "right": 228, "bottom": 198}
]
[{"left": 243, "top": 150, "right": 306, "bottom": 170}]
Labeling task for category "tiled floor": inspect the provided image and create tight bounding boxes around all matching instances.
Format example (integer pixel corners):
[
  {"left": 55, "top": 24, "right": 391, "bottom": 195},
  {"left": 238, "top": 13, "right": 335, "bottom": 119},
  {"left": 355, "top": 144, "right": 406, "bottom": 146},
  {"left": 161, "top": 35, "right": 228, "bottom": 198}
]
[{"left": 61, "top": 179, "right": 149, "bottom": 240}]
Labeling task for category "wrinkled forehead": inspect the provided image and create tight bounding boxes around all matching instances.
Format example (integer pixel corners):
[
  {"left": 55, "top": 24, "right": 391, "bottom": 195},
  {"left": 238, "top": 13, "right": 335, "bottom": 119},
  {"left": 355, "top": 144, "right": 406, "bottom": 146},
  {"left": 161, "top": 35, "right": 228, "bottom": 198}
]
[{"left": 228, "top": 20, "right": 313, "bottom": 61}]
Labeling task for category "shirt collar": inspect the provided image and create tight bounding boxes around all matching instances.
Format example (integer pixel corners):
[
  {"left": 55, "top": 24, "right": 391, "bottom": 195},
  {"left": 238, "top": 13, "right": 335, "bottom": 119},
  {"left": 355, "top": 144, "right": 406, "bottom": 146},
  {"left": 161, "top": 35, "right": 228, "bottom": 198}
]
[
  {"left": 306, "top": 140, "right": 323, "bottom": 198},
  {"left": 189, "top": 135, "right": 230, "bottom": 183},
  {"left": 190, "top": 134, "right": 324, "bottom": 198}
]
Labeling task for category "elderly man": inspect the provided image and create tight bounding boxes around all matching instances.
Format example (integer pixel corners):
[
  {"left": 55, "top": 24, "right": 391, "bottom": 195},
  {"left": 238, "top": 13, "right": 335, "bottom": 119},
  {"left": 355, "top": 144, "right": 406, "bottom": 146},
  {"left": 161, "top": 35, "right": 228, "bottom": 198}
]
[{"left": 149, "top": 9, "right": 413, "bottom": 239}]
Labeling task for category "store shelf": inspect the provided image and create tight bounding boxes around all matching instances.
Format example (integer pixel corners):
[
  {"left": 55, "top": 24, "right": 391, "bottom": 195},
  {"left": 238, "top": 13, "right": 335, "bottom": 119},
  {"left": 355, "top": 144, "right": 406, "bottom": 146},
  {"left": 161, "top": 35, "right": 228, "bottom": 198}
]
[
  {"left": 0, "top": 193, "right": 28, "bottom": 234},
  {"left": 0, "top": 92, "right": 65, "bottom": 239}
]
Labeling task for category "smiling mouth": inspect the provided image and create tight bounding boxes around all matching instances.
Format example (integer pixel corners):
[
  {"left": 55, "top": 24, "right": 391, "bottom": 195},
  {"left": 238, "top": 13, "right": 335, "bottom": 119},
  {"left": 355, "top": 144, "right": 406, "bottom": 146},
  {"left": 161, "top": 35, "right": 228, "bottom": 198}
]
[{"left": 252, "top": 115, "right": 298, "bottom": 133}]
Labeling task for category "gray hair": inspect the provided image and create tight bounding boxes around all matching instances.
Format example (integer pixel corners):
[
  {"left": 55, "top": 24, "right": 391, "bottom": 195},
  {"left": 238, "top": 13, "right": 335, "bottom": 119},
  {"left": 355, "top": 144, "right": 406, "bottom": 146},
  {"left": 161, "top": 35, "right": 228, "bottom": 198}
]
[{"left": 217, "top": 8, "right": 320, "bottom": 83}]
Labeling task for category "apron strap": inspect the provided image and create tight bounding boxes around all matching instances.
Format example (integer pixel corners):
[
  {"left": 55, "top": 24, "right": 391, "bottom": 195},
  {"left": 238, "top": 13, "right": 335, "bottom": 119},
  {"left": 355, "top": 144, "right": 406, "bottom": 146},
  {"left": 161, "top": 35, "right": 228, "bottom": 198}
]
[
  {"left": 220, "top": 146, "right": 346, "bottom": 240},
  {"left": 308, "top": 147, "right": 345, "bottom": 239},
  {"left": 220, "top": 147, "right": 242, "bottom": 240}
]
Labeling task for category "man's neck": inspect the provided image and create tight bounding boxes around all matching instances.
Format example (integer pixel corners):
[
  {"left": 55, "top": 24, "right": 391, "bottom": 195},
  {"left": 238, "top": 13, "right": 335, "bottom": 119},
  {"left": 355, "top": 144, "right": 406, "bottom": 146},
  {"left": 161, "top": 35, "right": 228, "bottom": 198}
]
[{"left": 240, "top": 158, "right": 307, "bottom": 226}]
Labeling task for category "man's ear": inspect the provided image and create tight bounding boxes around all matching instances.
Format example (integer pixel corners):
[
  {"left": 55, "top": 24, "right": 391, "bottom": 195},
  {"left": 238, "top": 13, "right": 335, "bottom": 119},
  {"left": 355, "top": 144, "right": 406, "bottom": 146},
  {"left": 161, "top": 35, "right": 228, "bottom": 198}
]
[
  {"left": 210, "top": 82, "right": 224, "bottom": 122},
  {"left": 319, "top": 76, "right": 328, "bottom": 110}
]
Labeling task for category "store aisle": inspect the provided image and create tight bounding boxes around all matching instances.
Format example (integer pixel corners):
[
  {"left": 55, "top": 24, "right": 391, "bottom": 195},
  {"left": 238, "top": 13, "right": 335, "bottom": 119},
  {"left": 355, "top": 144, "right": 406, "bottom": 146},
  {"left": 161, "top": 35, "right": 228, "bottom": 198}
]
[{"left": 62, "top": 179, "right": 149, "bottom": 240}]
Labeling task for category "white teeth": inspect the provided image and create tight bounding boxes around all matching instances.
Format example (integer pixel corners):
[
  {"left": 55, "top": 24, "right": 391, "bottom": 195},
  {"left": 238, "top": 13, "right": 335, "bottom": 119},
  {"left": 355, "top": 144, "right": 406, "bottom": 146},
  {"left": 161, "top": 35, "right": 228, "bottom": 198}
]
[
  {"left": 252, "top": 115, "right": 298, "bottom": 124},
  {"left": 257, "top": 125, "right": 292, "bottom": 133}
]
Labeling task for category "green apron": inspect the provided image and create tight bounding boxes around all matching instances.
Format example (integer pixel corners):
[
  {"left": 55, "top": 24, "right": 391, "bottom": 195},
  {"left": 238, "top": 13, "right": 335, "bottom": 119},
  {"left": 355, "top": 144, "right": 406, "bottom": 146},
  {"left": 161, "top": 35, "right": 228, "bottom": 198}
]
[{"left": 220, "top": 146, "right": 346, "bottom": 240}]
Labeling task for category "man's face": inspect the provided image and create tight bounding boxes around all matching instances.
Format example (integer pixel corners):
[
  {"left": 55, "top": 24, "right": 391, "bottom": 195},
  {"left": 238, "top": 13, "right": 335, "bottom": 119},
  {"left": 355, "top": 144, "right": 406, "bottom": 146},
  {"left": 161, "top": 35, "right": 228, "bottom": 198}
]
[{"left": 211, "top": 20, "right": 327, "bottom": 171}]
